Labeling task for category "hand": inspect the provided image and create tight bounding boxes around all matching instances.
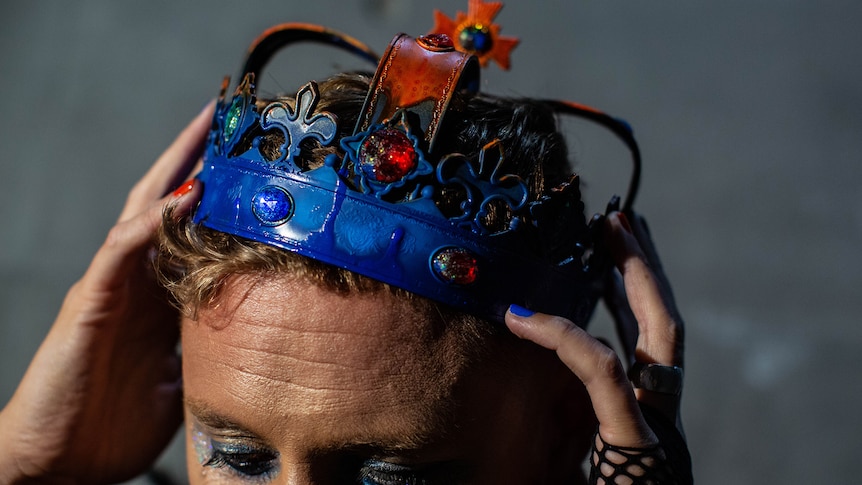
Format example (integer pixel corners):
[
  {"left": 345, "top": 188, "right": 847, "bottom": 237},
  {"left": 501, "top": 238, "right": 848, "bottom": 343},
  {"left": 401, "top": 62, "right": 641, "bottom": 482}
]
[
  {"left": 0, "top": 103, "right": 213, "bottom": 484},
  {"left": 506, "top": 211, "right": 690, "bottom": 484}
]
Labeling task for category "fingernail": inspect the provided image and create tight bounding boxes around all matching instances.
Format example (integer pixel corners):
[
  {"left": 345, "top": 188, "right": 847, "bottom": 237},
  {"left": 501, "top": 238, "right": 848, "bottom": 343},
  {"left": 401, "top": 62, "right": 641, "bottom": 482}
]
[
  {"left": 617, "top": 212, "right": 633, "bottom": 234},
  {"left": 508, "top": 304, "right": 535, "bottom": 317},
  {"left": 172, "top": 180, "right": 195, "bottom": 198}
]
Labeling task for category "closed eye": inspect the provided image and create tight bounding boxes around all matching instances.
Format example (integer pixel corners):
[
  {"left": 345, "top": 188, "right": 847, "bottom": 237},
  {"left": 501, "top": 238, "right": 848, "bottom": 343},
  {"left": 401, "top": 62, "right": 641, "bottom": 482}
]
[
  {"left": 358, "top": 459, "right": 465, "bottom": 485},
  {"left": 204, "top": 440, "right": 279, "bottom": 480}
]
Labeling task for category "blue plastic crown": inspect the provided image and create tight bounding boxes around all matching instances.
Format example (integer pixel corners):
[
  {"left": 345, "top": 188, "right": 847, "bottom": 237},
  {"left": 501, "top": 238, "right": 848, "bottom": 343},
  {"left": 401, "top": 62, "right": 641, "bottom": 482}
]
[{"left": 193, "top": 24, "right": 640, "bottom": 325}]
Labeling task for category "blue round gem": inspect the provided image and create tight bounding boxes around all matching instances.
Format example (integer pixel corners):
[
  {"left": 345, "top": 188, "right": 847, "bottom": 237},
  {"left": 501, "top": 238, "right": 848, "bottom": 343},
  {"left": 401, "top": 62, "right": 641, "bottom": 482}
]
[
  {"left": 251, "top": 186, "right": 293, "bottom": 226},
  {"left": 459, "top": 25, "right": 493, "bottom": 54}
]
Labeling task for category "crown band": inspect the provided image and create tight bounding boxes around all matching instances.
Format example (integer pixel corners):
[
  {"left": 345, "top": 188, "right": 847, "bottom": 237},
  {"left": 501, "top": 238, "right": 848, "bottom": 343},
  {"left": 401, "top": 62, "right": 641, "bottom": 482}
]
[{"left": 195, "top": 151, "right": 599, "bottom": 323}]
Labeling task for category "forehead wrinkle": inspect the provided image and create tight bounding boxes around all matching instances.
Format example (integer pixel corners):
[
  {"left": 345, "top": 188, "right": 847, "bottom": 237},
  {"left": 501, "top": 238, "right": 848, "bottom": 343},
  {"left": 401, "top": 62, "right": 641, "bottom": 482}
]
[
  {"left": 210, "top": 274, "right": 436, "bottom": 335},
  {"left": 184, "top": 324, "right": 451, "bottom": 415},
  {"left": 192, "top": 281, "right": 445, "bottom": 379},
  {"left": 183, "top": 274, "right": 476, "bottom": 453},
  {"left": 186, "top": 355, "right": 456, "bottom": 449},
  {"left": 208, "top": 347, "right": 444, "bottom": 407},
  {"left": 184, "top": 334, "right": 392, "bottom": 398},
  {"left": 191, "top": 317, "right": 439, "bottom": 385},
  {"left": 209, "top": 338, "right": 379, "bottom": 373}
]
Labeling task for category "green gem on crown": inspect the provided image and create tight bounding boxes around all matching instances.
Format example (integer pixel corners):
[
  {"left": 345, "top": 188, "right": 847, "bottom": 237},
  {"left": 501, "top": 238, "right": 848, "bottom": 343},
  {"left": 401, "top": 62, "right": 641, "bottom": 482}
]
[{"left": 223, "top": 98, "right": 243, "bottom": 144}]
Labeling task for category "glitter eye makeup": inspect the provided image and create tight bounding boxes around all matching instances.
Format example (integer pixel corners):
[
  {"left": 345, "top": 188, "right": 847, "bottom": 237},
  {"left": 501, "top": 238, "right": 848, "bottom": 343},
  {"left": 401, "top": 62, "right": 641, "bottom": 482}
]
[
  {"left": 191, "top": 422, "right": 214, "bottom": 466},
  {"left": 358, "top": 459, "right": 464, "bottom": 485},
  {"left": 205, "top": 440, "right": 279, "bottom": 479},
  {"left": 190, "top": 419, "right": 279, "bottom": 481}
]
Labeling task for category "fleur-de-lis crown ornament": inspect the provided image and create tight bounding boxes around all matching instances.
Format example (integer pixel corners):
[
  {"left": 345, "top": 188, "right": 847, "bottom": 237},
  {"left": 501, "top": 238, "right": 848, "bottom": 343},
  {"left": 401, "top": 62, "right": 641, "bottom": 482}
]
[{"left": 193, "top": 5, "right": 641, "bottom": 325}]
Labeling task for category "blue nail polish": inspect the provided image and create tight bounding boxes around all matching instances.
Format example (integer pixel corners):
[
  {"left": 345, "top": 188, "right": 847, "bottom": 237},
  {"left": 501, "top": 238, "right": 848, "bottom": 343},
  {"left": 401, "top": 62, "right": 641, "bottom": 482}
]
[{"left": 508, "top": 304, "right": 535, "bottom": 317}]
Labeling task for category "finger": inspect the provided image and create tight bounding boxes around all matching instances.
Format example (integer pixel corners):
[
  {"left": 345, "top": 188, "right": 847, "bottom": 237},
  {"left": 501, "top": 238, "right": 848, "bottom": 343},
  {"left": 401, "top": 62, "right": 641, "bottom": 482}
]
[
  {"left": 603, "top": 270, "right": 637, "bottom": 366},
  {"left": 631, "top": 213, "right": 678, "bottom": 316},
  {"left": 118, "top": 101, "right": 213, "bottom": 222},
  {"left": 84, "top": 181, "right": 202, "bottom": 293},
  {"left": 506, "top": 307, "right": 657, "bottom": 448},
  {"left": 606, "top": 212, "right": 681, "bottom": 367}
]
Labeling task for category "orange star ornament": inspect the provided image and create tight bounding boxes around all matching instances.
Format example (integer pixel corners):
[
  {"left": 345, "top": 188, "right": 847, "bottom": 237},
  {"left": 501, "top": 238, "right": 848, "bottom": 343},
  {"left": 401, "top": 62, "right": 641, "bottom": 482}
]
[{"left": 429, "top": 0, "right": 520, "bottom": 70}]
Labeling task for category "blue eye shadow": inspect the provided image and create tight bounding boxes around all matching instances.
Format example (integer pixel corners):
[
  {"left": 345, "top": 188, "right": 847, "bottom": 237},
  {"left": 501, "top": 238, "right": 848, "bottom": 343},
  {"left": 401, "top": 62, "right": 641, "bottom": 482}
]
[{"left": 190, "top": 423, "right": 214, "bottom": 465}]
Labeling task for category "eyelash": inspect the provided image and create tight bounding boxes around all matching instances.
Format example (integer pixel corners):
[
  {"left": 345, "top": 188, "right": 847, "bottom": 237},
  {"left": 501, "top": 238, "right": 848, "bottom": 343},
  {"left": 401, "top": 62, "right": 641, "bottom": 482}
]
[
  {"left": 194, "top": 429, "right": 446, "bottom": 485},
  {"left": 202, "top": 453, "right": 435, "bottom": 485},
  {"left": 359, "top": 460, "right": 447, "bottom": 485},
  {"left": 203, "top": 442, "right": 279, "bottom": 481}
]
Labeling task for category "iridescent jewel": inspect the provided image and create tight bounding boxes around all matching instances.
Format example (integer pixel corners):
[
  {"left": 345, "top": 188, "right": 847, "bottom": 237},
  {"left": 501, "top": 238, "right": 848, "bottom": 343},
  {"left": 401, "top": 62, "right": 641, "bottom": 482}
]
[
  {"left": 358, "top": 127, "right": 418, "bottom": 183},
  {"left": 417, "top": 33, "right": 455, "bottom": 51},
  {"left": 252, "top": 186, "right": 293, "bottom": 225},
  {"left": 223, "top": 97, "right": 243, "bottom": 144},
  {"left": 431, "top": 247, "right": 479, "bottom": 285},
  {"left": 458, "top": 24, "right": 493, "bottom": 54}
]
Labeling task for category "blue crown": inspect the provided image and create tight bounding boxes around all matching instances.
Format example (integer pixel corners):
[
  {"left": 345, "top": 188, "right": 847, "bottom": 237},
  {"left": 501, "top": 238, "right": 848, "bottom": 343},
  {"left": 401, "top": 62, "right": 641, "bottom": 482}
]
[{"left": 193, "top": 23, "right": 641, "bottom": 325}]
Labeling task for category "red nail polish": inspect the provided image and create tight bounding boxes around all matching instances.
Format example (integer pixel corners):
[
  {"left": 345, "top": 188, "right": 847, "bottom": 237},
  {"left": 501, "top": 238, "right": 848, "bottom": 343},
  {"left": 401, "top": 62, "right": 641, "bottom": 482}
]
[
  {"left": 172, "top": 180, "right": 195, "bottom": 198},
  {"left": 617, "top": 212, "right": 633, "bottom": 234}
]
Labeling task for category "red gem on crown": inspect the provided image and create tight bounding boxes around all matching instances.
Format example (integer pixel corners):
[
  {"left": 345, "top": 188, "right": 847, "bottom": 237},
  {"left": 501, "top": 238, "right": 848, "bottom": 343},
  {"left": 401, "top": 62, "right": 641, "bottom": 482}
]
[
  {"left": 417, "top": 33, "right": 455, "bottom": 51},
  {"left": 358, "top": 127, "right": 419, "bottom": 183},
  {"left": 431, "top": 247, "right": 479, "bottom": 285}
]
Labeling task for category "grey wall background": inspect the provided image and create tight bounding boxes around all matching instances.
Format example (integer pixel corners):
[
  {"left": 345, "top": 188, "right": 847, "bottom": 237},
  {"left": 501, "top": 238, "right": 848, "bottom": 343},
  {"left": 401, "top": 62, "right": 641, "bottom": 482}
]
[{"left": 2, "top": 1, "right": 860, "bottom": 483}]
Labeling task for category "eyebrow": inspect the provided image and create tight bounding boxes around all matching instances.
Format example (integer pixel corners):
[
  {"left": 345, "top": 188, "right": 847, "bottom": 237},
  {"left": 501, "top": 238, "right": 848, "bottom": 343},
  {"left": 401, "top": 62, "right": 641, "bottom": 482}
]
[
  {"left": 185, "top": 397, "right": 260, "bottom": 437},
  {"left": 184, "top": 397, "right": 450, "bottom": 454}
]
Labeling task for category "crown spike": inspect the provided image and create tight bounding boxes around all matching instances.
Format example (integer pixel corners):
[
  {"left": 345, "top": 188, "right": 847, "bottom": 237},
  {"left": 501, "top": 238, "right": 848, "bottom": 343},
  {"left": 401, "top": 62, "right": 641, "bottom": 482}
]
[
  {"left": 260, "top": 82, "right": 337, "bottom": 168},
  {"left": 468, "top": 0, "right": 504, "bottom": 21}
]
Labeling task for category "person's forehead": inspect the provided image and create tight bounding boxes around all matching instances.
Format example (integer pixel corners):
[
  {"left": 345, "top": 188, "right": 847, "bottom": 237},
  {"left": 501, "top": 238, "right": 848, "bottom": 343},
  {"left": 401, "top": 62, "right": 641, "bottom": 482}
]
[{"left": 181, "top": 274, "right": 464, "bottom": 447}]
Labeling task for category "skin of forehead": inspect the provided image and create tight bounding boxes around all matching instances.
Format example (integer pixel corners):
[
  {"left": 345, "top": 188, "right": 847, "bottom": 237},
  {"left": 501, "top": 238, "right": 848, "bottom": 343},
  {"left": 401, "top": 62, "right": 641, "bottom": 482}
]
[
  {"left": 182, "top": 274, "right": 489, "bottom": 447},
  {"left": 182, "top": 273, "right": 595, "bottom": 482}
]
